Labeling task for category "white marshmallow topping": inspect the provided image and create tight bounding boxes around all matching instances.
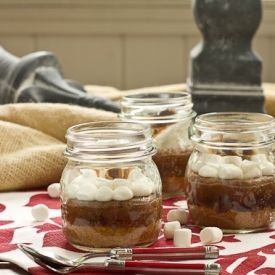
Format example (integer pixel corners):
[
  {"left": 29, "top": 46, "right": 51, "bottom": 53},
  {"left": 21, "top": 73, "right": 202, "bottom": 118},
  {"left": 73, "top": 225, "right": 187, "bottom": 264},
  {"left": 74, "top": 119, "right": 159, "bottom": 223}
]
[
  {"left": 192, "top": 153, "right": 274, "bottom": 179},
  {"left": 65, "top": 168, "right": 156, "bottom": 202}
]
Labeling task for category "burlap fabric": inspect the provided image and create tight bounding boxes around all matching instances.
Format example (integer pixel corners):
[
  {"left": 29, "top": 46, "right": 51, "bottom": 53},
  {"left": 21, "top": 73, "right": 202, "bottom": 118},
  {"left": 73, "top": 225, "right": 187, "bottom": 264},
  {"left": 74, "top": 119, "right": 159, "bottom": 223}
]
[
  {"left": 0, "top": 103, "right": 118, "bottom": 191},
  {"left": 0, "top": 83, "right": 274, "bottom": 192}
]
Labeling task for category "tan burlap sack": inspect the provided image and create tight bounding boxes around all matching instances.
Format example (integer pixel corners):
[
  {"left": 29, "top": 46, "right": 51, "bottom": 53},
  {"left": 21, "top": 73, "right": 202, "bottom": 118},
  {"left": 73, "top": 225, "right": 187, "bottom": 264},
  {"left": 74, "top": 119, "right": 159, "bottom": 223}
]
[{"left": 0, "top": 103, "right": 118, "bottom": 191}]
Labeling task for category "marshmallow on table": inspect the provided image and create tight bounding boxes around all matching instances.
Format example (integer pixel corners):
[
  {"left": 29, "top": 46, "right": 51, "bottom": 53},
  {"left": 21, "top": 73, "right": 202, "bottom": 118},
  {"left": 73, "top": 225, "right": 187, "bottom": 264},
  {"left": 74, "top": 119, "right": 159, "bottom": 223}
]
[
  {"left": 200, "top": 227, "right": 223, "bottom": 244},
  {"left": 167, "top": 209, "right": 189, "bottom": 224},
  {"left": 47, "top": 183, "right": 61, "bottom": 198},
  {"left": 164, "top": 221, "right": 181, "bottom": 239},
  {"left": 31, "top": 204, "right": 49, "bottom": 222},
  {"left": 173, "top": 228, "right": 192, "bottom": 247}
]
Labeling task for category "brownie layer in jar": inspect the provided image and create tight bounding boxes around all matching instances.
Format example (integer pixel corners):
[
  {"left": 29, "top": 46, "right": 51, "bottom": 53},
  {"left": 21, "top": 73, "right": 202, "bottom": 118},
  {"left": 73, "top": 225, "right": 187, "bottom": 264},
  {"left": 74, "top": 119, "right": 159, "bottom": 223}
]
[
  {"left": 151, "top": 122, "right": 193, "bottom": 197},
  {"left": 62, "top": 193, "right": 162, "bottom": 249},
  {"left": 61, "top": 167, "right": 162, "bottom": 251},
  {"left": 153, "top": 149, "right": 192, "bottom": 194},
  {"left": 186, "top": 153, "right": 275, "bottom": 233},
  {"left": 186, "top": 164, "right": 275, "bottom": 232}
]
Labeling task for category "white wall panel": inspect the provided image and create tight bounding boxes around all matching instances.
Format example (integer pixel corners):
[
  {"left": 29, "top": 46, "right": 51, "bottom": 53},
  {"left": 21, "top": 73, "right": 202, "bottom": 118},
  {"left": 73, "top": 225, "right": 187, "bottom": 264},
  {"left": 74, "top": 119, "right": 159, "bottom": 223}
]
[
  {"left": 124, "top": 36, "right": 186, "bottom": 89},
  {"left": 0, "top": 0, "right": 273, "bottom": 90},
  {"left": 37, "top": 36, "right": 123, "bottom": 88},
  {"left": 253, "top": 37, "right": 273, "bottom": 83}
]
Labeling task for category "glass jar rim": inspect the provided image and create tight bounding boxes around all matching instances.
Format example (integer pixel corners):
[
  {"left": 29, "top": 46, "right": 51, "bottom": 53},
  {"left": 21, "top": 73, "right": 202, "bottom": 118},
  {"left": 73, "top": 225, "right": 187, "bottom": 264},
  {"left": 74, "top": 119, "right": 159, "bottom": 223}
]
[
  {"left": 121, "top": 91, "right": 191, "bottom": 103},
  {"left": 64, "top": 121, "right": 157, "bottom": 162},
  {"left": 195, "top": 112, "right": 275, "bottom": 133},
  {"left": 119, "top": 92, "right": 196, "bottom": 124},
  {"left": 192, "top": 112, "right": 275, "bottom": 149}
]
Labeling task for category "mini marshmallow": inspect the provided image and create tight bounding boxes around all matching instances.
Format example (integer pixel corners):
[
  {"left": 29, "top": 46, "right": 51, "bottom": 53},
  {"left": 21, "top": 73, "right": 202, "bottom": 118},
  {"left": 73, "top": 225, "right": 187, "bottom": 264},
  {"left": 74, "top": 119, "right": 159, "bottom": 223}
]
[
  {"left": 200, "top": 227, "right": 223, "bottom": 244},
  {"left": 173, "top": 228, "right": 192, "bottom": 247},
  {"left": 94, "top": 178, "right": 113, "bottom": 189},
  {"left": 163, "top": 221, "right": 181, "bottom": 239},
  {"left": 243, "top": 167, "right": 261, "bottom": 179},
  {"left": 47, "top": 183, "right": 61, "bottom": 198},
  {"left": 113, "top": 186, "right": 134, "bottom": 201},
  {"left": 251, "top": 154, "right": 268, "bottom": 163},
  {"left": 191, "top": 160, "right": 204, "bottom": 173},
  {"left": 198, "top": 165, "right": 218, "bottom": 178},
  {"left": 61, "top": 168, "right": 80, "bottom": 184},
  {"left": 31, "top": 204, "right": 49, "bottom": 222},
  {"left": 127, "top": 168, "right": 146, "bottom": 182},
  {"left": 218, "top": 164, "right": 243, "bottom": 179},
  {"left": 76, "top": 183, "right": 97, "bottom": 201},
  {"left": 204, "top": 154, "right": 222, "bottom": 169},
  {"left": 113, "top": 178, "right": 130, "bottom": 189},
  {"left": 95, "top": 186, "right": 113, "bottom": 201},
  {"left": 80, "top": 169, "right": 98, "bottom": 179},
  {"left": 70, "top": 174, "right": 91, "bottom": 187},
  {"left": 260, "top": 161, "right": 274, "bottom": 176},
  {"left": 129, "top": 180, "right": 152, "bottom": 196},
  {"left": 241, "top": 160, "right": 259, "bottom": 174},
  {"left": 69, "top": 175, "right": 83, "bottom": 186},
  {"left": 222, "top": 156, "right": 242, "bottom": 167},
  {"left": 167, "top": 209, "right": 189, "bottom": 224},
  {"left": 66, "top": 184, "right": 80, "bottom": 199}
]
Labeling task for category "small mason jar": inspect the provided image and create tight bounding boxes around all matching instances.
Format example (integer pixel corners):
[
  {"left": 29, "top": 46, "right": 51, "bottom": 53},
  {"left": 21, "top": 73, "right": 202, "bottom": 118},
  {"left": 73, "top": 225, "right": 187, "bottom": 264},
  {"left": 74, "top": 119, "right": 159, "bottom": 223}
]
[
  {"left": 185, "top": 112, "right": 275, "bottom": 233},
  {"left": 119, "top": 92, "right": 196, "bottom": 199},
  {"left": 60, "top": 121, "right": 162, "bottom": 251}
]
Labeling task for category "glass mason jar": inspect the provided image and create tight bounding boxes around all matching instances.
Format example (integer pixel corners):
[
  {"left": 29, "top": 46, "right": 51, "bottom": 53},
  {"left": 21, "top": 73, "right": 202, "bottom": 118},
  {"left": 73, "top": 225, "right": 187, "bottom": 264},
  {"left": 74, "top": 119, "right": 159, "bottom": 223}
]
[
  {"left": 185, "top": 112, "right": 275, "bottom": 233},
  {"left": 119, "top": 92, "right": 196, "bottom": 199},
  {"left": 60, "top": 121, "right": 162, "bottom": 251}
]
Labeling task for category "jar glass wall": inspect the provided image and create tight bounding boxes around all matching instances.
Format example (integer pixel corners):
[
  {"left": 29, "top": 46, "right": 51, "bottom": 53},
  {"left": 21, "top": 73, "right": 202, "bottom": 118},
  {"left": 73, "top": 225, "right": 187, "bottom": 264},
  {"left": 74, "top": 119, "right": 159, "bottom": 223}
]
[
  {"left": 185, "top": 112, "right": 275, "bottom": 233},
  {"left": 119, "top": 92, "right": 196, "bottom": 199},
  {"left": 60, "top": 121, "right": 162, "bottom": 251}
]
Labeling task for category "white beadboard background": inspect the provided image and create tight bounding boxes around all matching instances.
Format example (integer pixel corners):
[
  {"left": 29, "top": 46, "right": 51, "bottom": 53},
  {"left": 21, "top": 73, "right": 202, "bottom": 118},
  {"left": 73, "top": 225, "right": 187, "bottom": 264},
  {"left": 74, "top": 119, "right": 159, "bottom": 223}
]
[{"left": 0, "top": 0, "right": 274, "bottom": 90}]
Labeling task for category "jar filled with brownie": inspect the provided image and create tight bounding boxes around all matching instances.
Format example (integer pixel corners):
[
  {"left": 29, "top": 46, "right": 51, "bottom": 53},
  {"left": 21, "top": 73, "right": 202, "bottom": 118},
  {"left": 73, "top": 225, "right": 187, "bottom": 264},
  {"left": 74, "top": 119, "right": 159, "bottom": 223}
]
[
  {"left": 60, "top": 121, "right": 162, "bottom": 251},
  {"left": 119, "top": 92, "right": 196, "bottom": 199},
  {"left": 185, "top": 112, "right": 275, "bottom": 233}
]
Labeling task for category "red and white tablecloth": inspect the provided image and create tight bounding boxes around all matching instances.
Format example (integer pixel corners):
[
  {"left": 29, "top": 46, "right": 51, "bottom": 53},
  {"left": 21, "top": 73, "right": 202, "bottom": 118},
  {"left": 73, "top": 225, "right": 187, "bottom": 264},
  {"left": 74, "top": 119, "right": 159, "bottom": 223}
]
[{"left": 1, "top": 189, "right": 275, "bottom": 275}]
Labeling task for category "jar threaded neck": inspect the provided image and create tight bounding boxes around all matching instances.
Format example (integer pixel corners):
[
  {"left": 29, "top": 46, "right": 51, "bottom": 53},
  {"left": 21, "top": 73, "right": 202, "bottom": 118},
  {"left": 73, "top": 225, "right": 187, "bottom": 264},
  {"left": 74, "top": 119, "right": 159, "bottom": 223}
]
[
  {"left": 64, "top": 121, "right": 156, "bottom": 162},
  {"left": 192, "top": 112, "right": 275, "bottom": 149}
]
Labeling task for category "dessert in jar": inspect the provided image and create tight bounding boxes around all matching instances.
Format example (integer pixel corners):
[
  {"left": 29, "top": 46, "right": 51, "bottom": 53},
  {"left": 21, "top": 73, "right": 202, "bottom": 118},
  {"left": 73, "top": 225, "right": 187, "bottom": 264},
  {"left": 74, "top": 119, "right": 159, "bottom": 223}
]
[
  {"left": 185, "top": 112, "right": 275, "bottom": 233},
  {"left": 119, "top": 92, "right": 196, "bottom": 199},
  {"left": 60, "top": 121, "right": 162, "bottom": 251}
]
